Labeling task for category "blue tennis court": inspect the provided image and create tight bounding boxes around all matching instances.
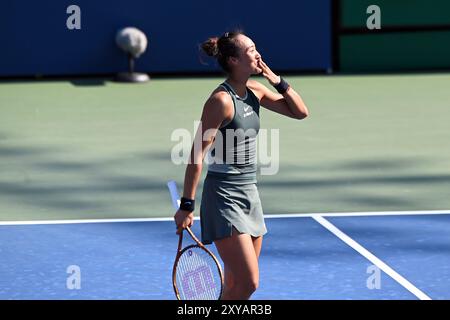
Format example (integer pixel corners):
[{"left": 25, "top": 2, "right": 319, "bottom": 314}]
[{"left": 1, "top": 211, "right": 449, "bottom": 300}]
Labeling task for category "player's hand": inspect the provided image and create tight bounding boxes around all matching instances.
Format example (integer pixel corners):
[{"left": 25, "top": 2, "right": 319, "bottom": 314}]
[
  {"left": 174, "top": 209, "right": 194, "bottom": 235},
  {"left": 257, "top": 58, "right": 281, "bottom": 86}
]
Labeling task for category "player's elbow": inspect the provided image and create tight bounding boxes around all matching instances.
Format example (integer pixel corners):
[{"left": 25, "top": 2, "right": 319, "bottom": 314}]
[
  {"left": 292, "top": 103, "right": 309, "bottom": 120},
  {"left": 294, "top": 110, "right": 309, "bottom": 120}
]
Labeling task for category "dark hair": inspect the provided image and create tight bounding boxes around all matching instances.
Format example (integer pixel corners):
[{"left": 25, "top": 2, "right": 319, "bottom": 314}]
[{"left": 201, "top": 30, "right": 244, "bottom": 73}]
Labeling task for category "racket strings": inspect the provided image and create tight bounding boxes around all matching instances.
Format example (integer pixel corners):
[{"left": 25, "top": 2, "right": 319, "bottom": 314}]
[{"left": 176, "top": 246, "right": 221, "bottom": 300}]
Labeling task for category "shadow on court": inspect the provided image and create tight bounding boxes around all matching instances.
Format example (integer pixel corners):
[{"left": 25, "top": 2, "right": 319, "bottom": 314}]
[
  {"left": 1, "top": 132, "right": 450, "bottom": 220},
  {"left": 0, "top": 135, "right": 176, "bottom": 219},
  {"left": 258, "top": 156, "right": 450, "bottom": 214},
  {"left": 70, "top": 79, "right": 109, "bottom": 87}
]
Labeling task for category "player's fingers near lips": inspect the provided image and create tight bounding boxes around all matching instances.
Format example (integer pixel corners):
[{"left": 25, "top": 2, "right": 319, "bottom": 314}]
[
  {"left": 256, "top": 60, "right": 261, "bottom": 71},
  {"left": 260, "top": 61, "right": 270, "bottom": 76},
  {"left": 258, "top": 60, "right": 265, "bottom": 71},
  {"left": 259, "top": 59, "right": 267, "bottom": 68}
]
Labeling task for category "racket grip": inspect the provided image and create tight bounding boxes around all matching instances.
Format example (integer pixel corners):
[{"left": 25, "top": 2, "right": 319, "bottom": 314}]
[{"left": 167, "top": 180, "right": 181, "bottom": 210}]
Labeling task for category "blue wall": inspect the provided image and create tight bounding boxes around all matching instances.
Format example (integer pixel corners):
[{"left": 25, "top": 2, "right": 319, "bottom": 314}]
[{"left": 1, "top": 0, "right": 331, "bottom": 76}]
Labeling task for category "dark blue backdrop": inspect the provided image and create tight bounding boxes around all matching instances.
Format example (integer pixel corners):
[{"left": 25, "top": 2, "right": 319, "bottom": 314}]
[{"left": 1, "top": 0, "right": 331, "bottom": 76}]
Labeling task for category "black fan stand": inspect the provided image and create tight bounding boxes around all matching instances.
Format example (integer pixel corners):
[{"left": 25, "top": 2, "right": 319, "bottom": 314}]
[{"left": 115, "top": 53, "right": 150, "bottom": 83}]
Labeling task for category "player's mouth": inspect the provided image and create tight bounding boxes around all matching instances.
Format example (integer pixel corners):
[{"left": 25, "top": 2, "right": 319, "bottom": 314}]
[{"left": 255, "top": 61, "right": 262, "bottom": 72}]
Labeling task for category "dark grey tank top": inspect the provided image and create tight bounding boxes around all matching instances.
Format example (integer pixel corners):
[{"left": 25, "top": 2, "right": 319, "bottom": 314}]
[{"left": 207, "top": 82, "right": 260, "bottom": 182}]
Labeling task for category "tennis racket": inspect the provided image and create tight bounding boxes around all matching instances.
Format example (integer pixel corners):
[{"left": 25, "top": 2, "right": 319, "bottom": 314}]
[{"left": 167, "top": 180, "right": 224, "bottom": 300}]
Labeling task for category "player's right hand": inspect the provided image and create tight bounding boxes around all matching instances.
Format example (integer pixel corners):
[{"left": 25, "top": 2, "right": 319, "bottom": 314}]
[{"left": 174, "top": 209, "right": 194, "bottom": 235}]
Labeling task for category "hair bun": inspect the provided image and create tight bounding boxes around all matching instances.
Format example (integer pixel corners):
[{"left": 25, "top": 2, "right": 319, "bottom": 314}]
[{"left": 201, "top": 37, "right": 219, "bottom": 57}]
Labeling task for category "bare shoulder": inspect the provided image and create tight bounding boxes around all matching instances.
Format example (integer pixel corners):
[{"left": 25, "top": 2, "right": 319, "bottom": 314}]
[
  {"left": 203, "top": 86, "right": 233, "bottom": 118},
  {"left": 202, "top": 87, "right": 234, "bottom": 121},
  {"left": 209, "top": 86, "right": 231, "bottom": 103}
]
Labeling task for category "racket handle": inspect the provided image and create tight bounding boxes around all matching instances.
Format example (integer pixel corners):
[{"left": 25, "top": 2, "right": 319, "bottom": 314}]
[
  {"left": 167, "top": 180, "right": 181, "bottom": 210},
  {"left": 177, "top": 227, "right": 184, "bottom": 252}
]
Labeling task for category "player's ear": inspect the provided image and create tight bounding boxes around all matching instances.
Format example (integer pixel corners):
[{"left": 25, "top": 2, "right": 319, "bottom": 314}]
[{"left": 228, "top": 56, "right": 239, "bottom": 67}]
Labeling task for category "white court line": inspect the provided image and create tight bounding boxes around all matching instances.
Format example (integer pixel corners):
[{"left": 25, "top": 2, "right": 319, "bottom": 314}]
[
  {"left": 0, "top": 209, "right": 449, "bottom": 225},
  {"left": 0, "top": 217, "right": 174, "bottom": 226},
  {"left": 265, "top": 209, "right": 450, "bottom": 219},
  {"left": 0, "top": 210, "right": 440, "bottom": 299},
  {"left": 313, "top": 215, "right": 432, "bottom": 300}
]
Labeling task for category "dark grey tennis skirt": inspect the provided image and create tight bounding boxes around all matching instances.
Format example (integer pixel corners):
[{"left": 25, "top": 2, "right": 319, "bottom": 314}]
[{"left": 200, "top": 173, "right": 267, "bottom": 245}]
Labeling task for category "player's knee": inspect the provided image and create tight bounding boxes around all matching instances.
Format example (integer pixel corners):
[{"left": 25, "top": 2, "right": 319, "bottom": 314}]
[
  {"left": 240, "top": 277, "right": 259, "bottom": 296},
  {"left": 249, "top": 278, "right": 259, "bottom": 292}
]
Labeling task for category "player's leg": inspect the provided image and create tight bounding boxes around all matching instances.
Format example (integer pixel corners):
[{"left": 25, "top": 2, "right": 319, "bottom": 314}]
[
  {"left": 214, "top": 228, "right": 259, "bottom": 300},
  {"left": 221, "top": 235, "right": 263, "bottom": 298},
  {"left": 252, "top": 235, "right": 263, "bottom": 259}
]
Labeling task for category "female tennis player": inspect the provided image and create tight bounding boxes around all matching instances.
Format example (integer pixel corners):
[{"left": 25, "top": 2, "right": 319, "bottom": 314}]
[{"left": 174, "top": 30, "right": 309, "bottom": 300}]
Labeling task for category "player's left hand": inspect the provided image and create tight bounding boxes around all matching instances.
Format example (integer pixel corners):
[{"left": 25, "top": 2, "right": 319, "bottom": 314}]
[{"left": 257, "top": 59, "right": 281, "bottom": 86}]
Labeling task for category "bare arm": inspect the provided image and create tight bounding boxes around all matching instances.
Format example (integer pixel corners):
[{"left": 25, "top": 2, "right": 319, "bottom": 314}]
[
  {"left": 174, "top": 91, "right": 232, "bottom": 233},
  {"left": 183, "top": 91, "right": 232, "bottom": 198},
  {"left": 249, "top": 59, "right": 309, "bottom": 120}
]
